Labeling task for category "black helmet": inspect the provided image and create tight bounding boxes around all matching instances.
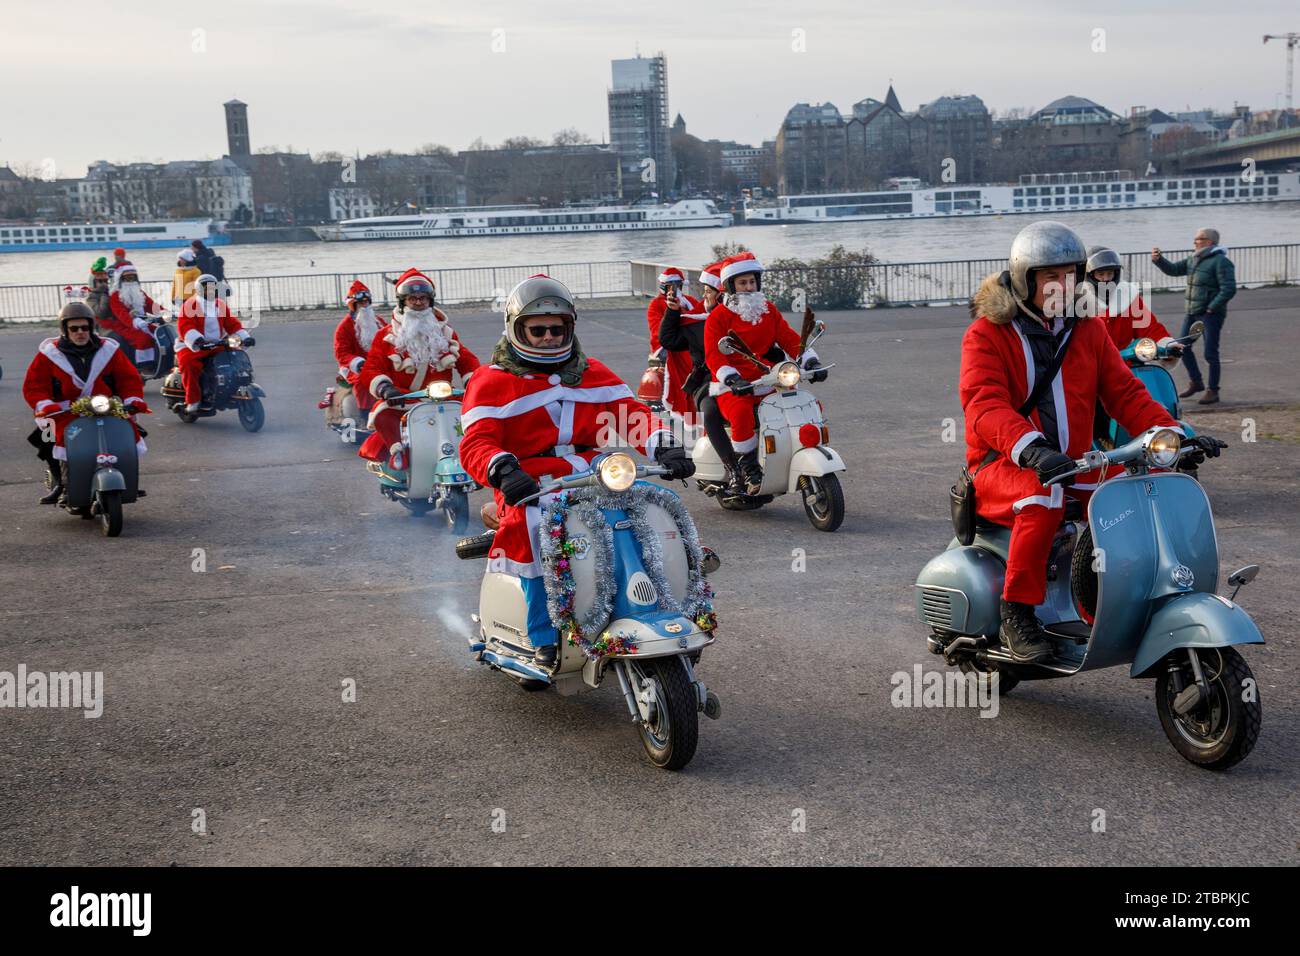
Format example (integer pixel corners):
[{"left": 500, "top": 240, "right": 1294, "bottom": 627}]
[{"left": 58, "top": 301, "right": 96, "bottom": 336}]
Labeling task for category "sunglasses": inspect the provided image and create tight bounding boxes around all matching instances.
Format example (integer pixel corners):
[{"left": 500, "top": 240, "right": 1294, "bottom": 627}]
[
  {"left": 525, "top": 324, "right": 567, "bottom": 339},
  {"left": 66, "top": 324, "right": 91, "bottom": 333}
]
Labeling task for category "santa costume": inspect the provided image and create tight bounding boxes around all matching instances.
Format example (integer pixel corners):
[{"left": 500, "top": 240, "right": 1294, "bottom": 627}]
[
  {"left": 961, "top": 273, "right": 1179, "bottom": 605},
  {"left": 106, "top": 261, "right": 162, "bottom": 361},
  {"left": 333, "top": 279, "right": 386, "bottom": 406},
  {"left": 645, "top": 266, "right": 707, "bottom": 421},
  {"left": 176, "top": 284, "right": 250, "bottom": 405},
  {"left": 356, "top": 269, "right": 480, "bottom": 462}
]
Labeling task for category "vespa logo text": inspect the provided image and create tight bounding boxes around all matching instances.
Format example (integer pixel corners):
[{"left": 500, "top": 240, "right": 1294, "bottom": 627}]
[{"left": 1098, "top": 508, "right": 1135, "bottom": 533}]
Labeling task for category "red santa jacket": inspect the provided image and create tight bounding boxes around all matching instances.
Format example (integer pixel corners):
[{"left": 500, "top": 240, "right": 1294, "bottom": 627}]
[
  {"left": 22, "top": 337, "right": 147, "bottom": 457},
  {"left": 333, "top": 310, "right": 388, "bottom": 385},
  {"left": 961, "top": 273, "right": 1178, "bottom": 510},
  {"left": 359, "top": 308, "right": 479, "bottom": 402},
  {"left": 177, "top": 297, "right": 246, "bottom": 352},
  {"left": 460, "top": 358, "right": 669, "bottom": 578},
  {"left": 704, "top": 296, "right": 806, "bottom": 395},
  {"left": 646, "top": 292, "right": 706, "bottom": 353},
  {"left": 646, "top": 292, "right": 707, "bottom": 416},
  {"left": 1090, "top": 282, "right": 1173, "bottom": 351},
  {"left": 107, "top": 289, "right": 162, "bottom": 349}
]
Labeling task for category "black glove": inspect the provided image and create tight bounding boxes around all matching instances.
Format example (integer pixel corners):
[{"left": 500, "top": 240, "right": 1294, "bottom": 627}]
[
  {"left": 803, "top": 357, "right": 828, "bottom": 384},
  {"left": 1019, "top": 439, "right": 1076, "bottom": 486},
  {"left": 192, "top": 338, "right": 210, "bottom": 351},
  {"left": 242, "top": 336, "right": 256, "bottom": 347},
  {"left": 724, "top": 374, "right": 754, "bottom": 396},
  {"left": 488, "top": 455, "right": 541, "bottom": 506},
  {"left": 654, "top": 444, "right": 695, "bottom": 480},
  {"left": 1183, "top": 434, "right": 1227, "bottom": 466},
  {"left": 379, "top": 383, "right": 404, "bottom": 402}
]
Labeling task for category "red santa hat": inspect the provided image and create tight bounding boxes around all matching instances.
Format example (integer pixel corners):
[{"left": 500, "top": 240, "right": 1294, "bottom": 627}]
[
  {"left": 720, "top": 252, "right": 763, "bottom": 284},
  {"left": 657, "top": 267, "right": 686, "bottom": 285},
  {"left": 394, "top": 268, "right": 436, "bottom": 298},
  {"left": 346, "top": 279, "right": 372, "bottom": 302},
  {"left": 113, "top": 247, "right": 127, "bottom": 258},
  {"left": 699, "top": 262, "right": 724, "bottom": 290}
]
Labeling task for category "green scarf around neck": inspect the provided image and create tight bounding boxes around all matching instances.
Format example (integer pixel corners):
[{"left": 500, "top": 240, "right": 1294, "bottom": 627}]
[{"left": 491, "top": 335, "right": 589, "bottom": 385}]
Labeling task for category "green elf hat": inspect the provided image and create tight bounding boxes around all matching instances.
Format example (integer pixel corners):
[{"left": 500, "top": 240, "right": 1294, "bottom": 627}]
[{"left": 90, "top": 256, "right": 108, "bottom": 276}]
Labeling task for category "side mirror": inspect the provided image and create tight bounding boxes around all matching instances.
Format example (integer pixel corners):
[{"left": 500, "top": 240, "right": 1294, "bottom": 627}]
[
  {"left": 1188, "top": 320, "right": 1205, "bottom": 339},
  {"left": 808, "top": 320, "right": 828, "bottom": 345},
  {"left": 717, "top": 336, "right": 738, "bottom": 355},
  {"left": 1227, "top": 565, "right": 1259, "bottom": 588}
]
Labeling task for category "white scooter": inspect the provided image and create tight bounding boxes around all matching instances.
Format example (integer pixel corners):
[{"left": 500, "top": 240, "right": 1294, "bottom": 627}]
[
  {"left": 690, "top": 319, "right": 846, "bottom": 531},
  {"left": 456, "top": 453, "right": 722, "bottom": 770}
]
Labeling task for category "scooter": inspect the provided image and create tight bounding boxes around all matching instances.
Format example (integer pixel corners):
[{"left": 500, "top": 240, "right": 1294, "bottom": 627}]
[
  {"left": 366, "top": 381, "right": 476, "bottom": 532},
  {"left": 1096, "top": 320, "right": 1203, "bottom": 450},
  {"left": 455, "top": 453, "right": 722, "bottom": 770},
  {"left": 319, "top": 379, "right": 373, "bottom": 446},
  {"left": 915, "top": 427, "right": 1264, "bottom": 770},
  {"left": 60, "top": 395, "right": 144, "bottom": 537},
  {"left": 126, "top": 316, "right": 178, "bottom": 383},
  {"left": 690, "top": 319, "right": 846, "bottom": 531},
  {"left": 160, "top": 337, "right": 266, "bottom": 432}
]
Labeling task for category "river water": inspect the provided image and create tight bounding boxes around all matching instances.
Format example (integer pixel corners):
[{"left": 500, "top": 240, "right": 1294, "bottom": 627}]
[{"left": 2, "top": 203, "right": 1296, "bottom": 286}]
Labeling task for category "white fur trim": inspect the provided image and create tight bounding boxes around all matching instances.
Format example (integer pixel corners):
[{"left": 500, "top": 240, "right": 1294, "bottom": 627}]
[
  {"left": 348, "top": 356, "right": 364, "bottom": 374},
  {"left": 658, "top": 269, "right": 685, "bottom": 284},
  {"left": 699, "top": 272, "right": 721, "bottom": 290},
  {"left": 369, "top": 374, "right": 393, "bottom": 399},
  {"left": 34, "top": 399, "right": 63, "bottom": 415},
  {"left": 183, "top": 329, "right": 204, "bottom": 349},
  {"left": 1011, "top": 430, "right": 1045, "bottom": 465},
  {"left": 715, "top": 365, "right": 740, "bottom": 384},
  {"left": 460, "top": 383, "right": 634, "bottom": 430},
  {"left": 732, "top": 434, "right": 758, "bottom": 454},
  {"left": 563, "top": 453, "right": 591, "bottom": 473},
  {"left": 720, "top": 257, "right": 763, "bottom": 283},
  {"left": 1012, "top": 485, "right": 1064, "bottom": 514}
]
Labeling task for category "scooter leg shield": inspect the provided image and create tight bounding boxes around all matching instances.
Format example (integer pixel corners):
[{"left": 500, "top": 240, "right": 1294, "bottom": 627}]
[{"left": 1131, "top": 592, "right": 1265, "bottom": 678}]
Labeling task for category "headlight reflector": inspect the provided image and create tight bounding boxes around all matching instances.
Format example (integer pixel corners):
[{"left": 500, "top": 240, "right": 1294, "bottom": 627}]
[
  {"left": 777, "top": 361, "right": 801, "bottom": 389},
  {"left": 1133, "top": 338, "right": 1158, "bottom": 362},
  {"left": 1144, "top": 428, "right": 1181, "bottom": 467}
]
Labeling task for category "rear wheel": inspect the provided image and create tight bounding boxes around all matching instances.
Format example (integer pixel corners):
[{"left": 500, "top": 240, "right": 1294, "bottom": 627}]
[
  {"left": 957, "top": 659, "right": 1020, "bottom": 695},
  {"left": 97, "top": 490, "right": 123, "bottom": 537},
  {"left": 238, "top": 397, "right": 265, "bottom": 433},
  {"left": 800, "top": 473, "right": 845, "bottom": 532},
  {"left": 1155, "top": 647, "right": 1260, "bottom": 770},
  {"left": 631, "top": 657, "right": 699, "bottom": 771}
]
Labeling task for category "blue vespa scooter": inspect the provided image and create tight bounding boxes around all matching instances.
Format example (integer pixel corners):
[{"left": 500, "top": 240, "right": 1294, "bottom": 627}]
[
  {"left": 916, "top": 427, "right": 1264, "bottom": 770},
  {"left": 368, "top": 381, "right": 477, "bottom": 533}
]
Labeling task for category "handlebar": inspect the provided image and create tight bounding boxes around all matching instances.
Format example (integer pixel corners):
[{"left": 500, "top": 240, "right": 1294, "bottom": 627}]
[
  {"left": 1045, "top": 438, "right": 1206, "bottom": 485},
  {"left": 515, "top": 458, "right": 670, "bottom": 507}
]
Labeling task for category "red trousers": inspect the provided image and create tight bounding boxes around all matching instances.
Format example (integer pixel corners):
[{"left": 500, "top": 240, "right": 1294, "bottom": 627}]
[
  {"left": 716, "top": 391, "right": 762, "bottom": 453},
  {"left": 357, "top": 407, "right": 403, "bottom": 462},
  {"left": 177, "top": 347, "right": 219, "bottom": 404}
]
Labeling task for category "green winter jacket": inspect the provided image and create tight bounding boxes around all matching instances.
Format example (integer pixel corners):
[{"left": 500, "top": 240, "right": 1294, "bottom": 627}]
[{"left": 1153, "top": 247, "right": 1237, "bottom": 316}]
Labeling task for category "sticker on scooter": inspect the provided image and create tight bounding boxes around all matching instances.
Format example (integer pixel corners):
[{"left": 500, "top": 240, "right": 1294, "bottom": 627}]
[
  {"left": 1144, "top": 480, "right": 1158, "bottom": 496},
  {"left": 569, "top": 536, "right": 590, "bottom": 559}
]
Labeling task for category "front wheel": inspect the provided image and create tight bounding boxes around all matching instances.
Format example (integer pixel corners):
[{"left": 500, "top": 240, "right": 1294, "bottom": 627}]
[
  {"left": 632, "top": 657, "right": 699, "bottom": 771},
  {"left": 800, "top": 473, "right": 845, "bottom": 532},
  {"left": 1155, "top": 647, "right": 1260, "bottom": 771},
  {"left": 98, "top": 490, "right": 123, "bottom": 537},
  {"left": 238, "top": 397, "right": 265, "bottom": 433},
  {"left": 444, "top": 487, "right": 470, "bottom": 534}
]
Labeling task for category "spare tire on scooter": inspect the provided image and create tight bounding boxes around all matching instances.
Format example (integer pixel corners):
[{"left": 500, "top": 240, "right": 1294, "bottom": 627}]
[{"left": 456, "top": 531, "right": 495, "bottom": 560}]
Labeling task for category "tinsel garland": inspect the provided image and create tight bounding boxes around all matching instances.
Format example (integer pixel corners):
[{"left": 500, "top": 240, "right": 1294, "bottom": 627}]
[
  {"left": 537, "top": 483, "right": 718, "bottom": 661},
  {"left": 71, "top": 396, "right": 130, "bottom": 419}
]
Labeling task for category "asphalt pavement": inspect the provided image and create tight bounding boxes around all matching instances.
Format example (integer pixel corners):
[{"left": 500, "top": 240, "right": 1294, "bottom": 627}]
[{"left": 0, "top": 287, "right": 1296, "bottom": 865}]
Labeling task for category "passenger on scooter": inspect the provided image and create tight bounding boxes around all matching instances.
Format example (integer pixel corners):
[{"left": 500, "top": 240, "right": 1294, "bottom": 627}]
[
  {"left": 107, "top": 264, "right": 165, "bottom": 367},
  {"left": 459, "top": 274, "right": 695, "bottom": 667},
  {"left": 358, "top": 269, "right": 479, "bottom": 467},
  {"left": 333, "top": 280, "right": 385, "bottom": 412},
  {"left": 21, "top": 302, "right": 148, "bottom": 508},
  {"left": 1081, "top": 245, "right": 1181, "bottom": 360},
  {"left": 84, "top": 259, "right": 113, "bottom": 325},
  {"left": 703, "top": 252, "right": 823, "bottom": 496},
  {"left": 645, "top": 267, "right": 707, "bottom": 421},
  {"left": 177, "top": 273, "right": 253, "bottom": 414},
  {"left": 661, "top": 261, "right": 742, "bottom": 495},
  {"left": 961, "top": 221, "right": 1216, "bottom": 663}
]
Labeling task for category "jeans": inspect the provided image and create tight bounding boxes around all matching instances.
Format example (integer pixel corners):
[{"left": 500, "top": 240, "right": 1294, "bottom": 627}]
[{"left": 1180, "top": 312, "right": 1226, "bottom": 390}]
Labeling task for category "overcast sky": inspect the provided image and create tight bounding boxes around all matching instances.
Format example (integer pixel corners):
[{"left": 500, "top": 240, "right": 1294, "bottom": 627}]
[{"left": 3, "top": 0, "right": 1296, "bottom": 177}]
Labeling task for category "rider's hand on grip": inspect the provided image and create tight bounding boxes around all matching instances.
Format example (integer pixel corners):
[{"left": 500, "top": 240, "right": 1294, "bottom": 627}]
[
  {"left": 379, "top": 383, "right": 404, "bottom": 401},
  {"left": 1184, "top": 434, "right": 1228, "bottom": 465},
  {"left": 725, "top": 374, "right": 754, "bottom": 396},
  {"left": 654, "top": 444, "right": 695, "bottom": 480},
  {"left": 489, "top": 455, "right": 541, "bottom": 506},
  {"left": 1019, "top": 439, "right": 1076, "bottom": 486},
  {"left": 803, "top": 357, "right": 828, "bottom": 384},
  {"left": 242, "top": 336, "right": 256, "bottom": 347}
]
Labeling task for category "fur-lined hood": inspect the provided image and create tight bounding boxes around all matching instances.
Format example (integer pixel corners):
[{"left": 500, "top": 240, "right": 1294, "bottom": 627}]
[{"left": 968, "top": 272, "right": 1018, "bottom": 325}]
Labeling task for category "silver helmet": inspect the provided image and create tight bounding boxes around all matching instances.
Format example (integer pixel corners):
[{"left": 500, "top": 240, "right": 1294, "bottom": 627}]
[
  {"left": 1007, "top": 221, "right": 1087, "bottom": 301},
  {"left": 503, "top": 274, "right": 577, "bottom": 361},
  {"left": 1085, "top": 245, "right": 1123, "bottom": 278}
]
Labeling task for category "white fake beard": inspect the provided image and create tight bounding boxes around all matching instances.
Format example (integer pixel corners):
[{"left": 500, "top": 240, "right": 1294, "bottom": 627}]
[
  {"left": 119, "top": 282, "right": 145, "bottom": 313},
  {"left": 393, "top": 307, "right": 450, "bottom": 369},
  {"left": 726, "top": 290, "right": 769, "bottom": 325},
  {"left": 353, "top": 305, "right": 380, "bottom": 351}
]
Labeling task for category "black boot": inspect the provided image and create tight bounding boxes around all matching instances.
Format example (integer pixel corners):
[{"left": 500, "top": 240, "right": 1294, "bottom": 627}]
[
  {"left": 39, "top": 463, "right": 63, "bottom": 505},
  {"left": 738, "top": 451, "right": 763, "bottom": 496},
  {"left": 56, "top": 461, "right": 72, "bottom": 509},
  {"left": 998, "top": 599, "right": 1053, "bottom": 663},
  {"left": 533, "top": 644, "right": 558, "bottom": 668},
  {"left": 722, "top": 464, "right": 747, "bottom": 497}
]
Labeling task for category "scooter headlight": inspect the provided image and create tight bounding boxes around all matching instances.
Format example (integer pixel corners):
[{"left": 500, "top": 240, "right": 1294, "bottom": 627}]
[
  {"left": 226, "top": 335, "right": 242, "bottom": 349},
  {"left": 597, "top": 453, "right": 637, "bottom": 492},
  {"left": 427, "top": 381, "right": 453, "bottom": 400},
  {"left": 1133, "top": 338, "right": 1158, "bottom": 363},
  {"left": 1144, "top": 428, "right": 1181, "bottom": 468},
  {"left": 89, "top": 395, "right": 112, "bottom": 414},
  {"left": 776, "top": 361, "right": 802, "bottom": 389}
]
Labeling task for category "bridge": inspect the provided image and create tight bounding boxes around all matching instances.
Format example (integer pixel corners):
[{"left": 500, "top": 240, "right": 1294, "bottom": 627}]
[{"left": 1174, "top": 125, "right": 1300, "bottom": 172}]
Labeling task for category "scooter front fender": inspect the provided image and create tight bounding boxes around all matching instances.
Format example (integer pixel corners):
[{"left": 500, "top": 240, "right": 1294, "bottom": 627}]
[
  {"left": 581, "top": 615, "right": 714, "bottom": 687},
  {"left": 93, "top": 467, "right": 126, "bottom": 494},
  {"left": 1131, "top": 592, "right": 1264, "bottom": 678},
  {"left": 787, "top": 445, "right": 845, "bottom": 485}
]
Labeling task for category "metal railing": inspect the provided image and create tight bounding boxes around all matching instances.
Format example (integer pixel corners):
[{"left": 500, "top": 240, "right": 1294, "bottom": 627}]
[
  {"left": 0, "top": 260, "right": 633, "bottom": 323},
  {"left": 632, "top": 244, "right": 1299, "bottom": 308}
]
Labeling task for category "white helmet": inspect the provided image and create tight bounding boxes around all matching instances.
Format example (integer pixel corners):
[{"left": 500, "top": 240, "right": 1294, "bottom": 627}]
[{"left": 503, "top": 274, "right": 576, "bottom": 364}]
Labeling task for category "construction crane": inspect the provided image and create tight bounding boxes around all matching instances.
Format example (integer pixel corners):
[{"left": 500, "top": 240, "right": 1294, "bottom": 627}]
[{"left": 1263, "top": 33, "right": 1299, "bottom": 110}]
